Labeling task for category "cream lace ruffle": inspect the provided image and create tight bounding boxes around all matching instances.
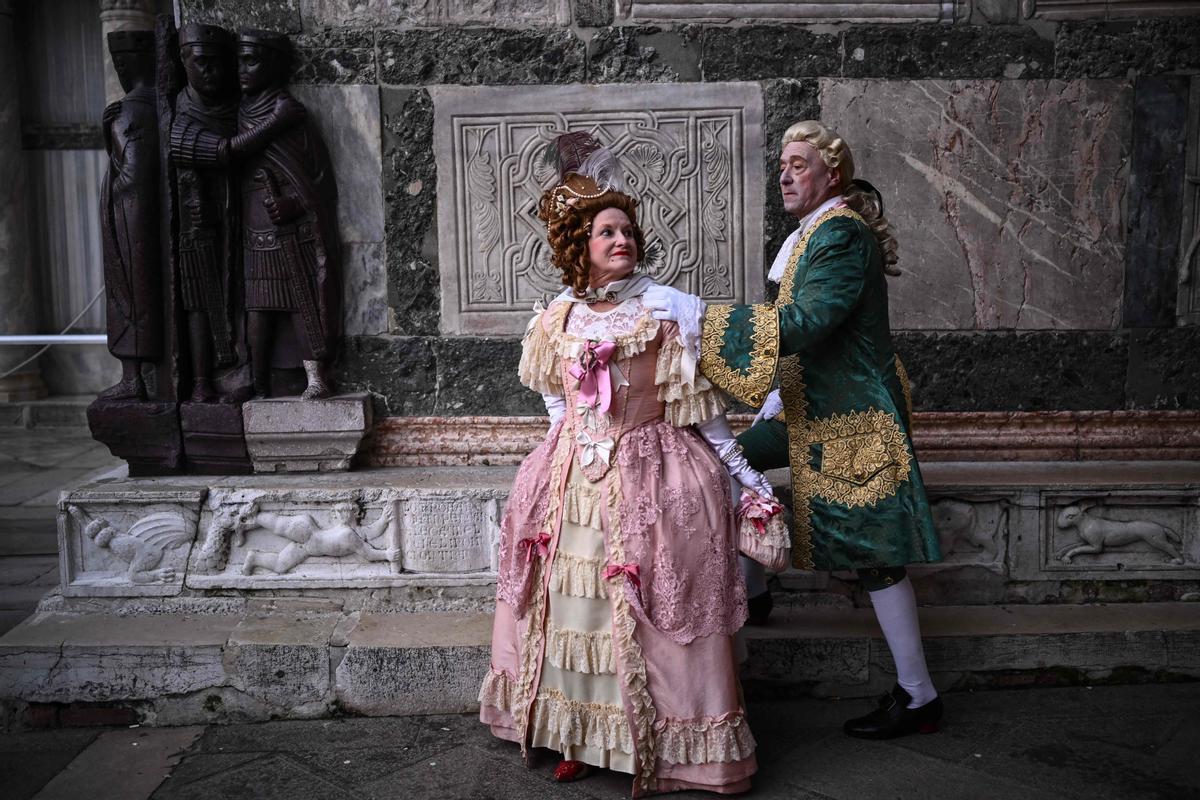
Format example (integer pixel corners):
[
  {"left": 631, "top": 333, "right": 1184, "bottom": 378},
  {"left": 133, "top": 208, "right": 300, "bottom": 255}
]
[
  {"left": 562, "top": 482, "right": 603, "bottom": 529},
  {"left": 656, "top": 334, "right": 727, "bottom": 427},
  {"left": 518, "top": 305, "right": 565, "bottom": 395},
  {"left": 478, "top": 668, "right": 520, "bottom": 714},
  {"left": 521, "top": 302, "right": 662, "bottom": 398},
  {"left": 546, "top": 625, "right": 616, "bottom": 675},
  {"left": 547, "top": 551, "right": 609, "bottom": 599},
  {"left": 655, "top": 714, "right": 757, "bottom": 766},
  {"left": 532, "top": 686, "right": 634, "bottom": 754}
]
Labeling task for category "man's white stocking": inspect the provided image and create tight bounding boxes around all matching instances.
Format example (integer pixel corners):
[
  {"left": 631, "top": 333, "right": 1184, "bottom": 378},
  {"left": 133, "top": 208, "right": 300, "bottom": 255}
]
[{"left": 868, "top": 577, "right": 937, "bottom": 708}]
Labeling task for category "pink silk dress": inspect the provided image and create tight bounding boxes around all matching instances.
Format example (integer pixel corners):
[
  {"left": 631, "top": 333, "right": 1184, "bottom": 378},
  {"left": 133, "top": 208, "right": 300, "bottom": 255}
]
[{"left": 479, "top": 295, "right": 757, "bottom": 796}]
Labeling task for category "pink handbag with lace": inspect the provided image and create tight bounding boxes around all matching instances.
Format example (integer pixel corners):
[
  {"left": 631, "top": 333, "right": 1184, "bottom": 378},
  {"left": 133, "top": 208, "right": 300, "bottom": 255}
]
[{"left": 736, "top": 492, "right": 790, "bottom": 572}]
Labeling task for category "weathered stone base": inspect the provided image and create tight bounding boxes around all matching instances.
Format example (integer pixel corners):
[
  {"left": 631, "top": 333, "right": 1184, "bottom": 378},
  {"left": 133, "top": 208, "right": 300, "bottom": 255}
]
[
  {"left": 86, "top": 399, "right": 183, "bottom": 476},
  {"left": 242, "top": 393, "right": 372, "bottom": 473},
  {"left": 1, "top": 602, "right": 1196, "bottom": 726},
  {"left": 180, "top": 402, "right": 252, "bottom": 475}
]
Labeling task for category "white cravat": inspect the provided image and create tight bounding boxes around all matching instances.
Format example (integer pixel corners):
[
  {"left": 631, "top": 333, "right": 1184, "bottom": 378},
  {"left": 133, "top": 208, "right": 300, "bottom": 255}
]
[{"left": 766, "top": 195, "right": 845, "bottom": 284}]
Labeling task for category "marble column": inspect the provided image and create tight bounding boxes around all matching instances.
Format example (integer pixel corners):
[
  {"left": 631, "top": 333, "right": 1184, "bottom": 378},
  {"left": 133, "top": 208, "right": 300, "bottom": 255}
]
[
  {"left": 100, "top": 0, "right": 155, "bottom": 104},
  {"left": 0, "top": 0, "right": 47, "bottom": 401}
]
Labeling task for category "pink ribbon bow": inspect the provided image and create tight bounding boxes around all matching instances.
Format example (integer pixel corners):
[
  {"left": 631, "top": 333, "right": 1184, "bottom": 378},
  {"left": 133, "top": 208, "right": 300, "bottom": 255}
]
[
  {"left": 519, "top": 533, "right": 552, "bottom": 563},
  {"left": 737, "top": 493, "right": 783, "bottom": 536},
  {"left": 569, "top": 340, "right": 618, "bottom": 418},
  {"left": 603, "top": 562, "right": 641, "bottom": 591}
]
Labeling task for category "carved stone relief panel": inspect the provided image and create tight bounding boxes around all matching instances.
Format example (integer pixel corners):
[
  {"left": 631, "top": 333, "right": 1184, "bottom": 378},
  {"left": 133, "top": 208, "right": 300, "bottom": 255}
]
[
  {"left": 399, "top": 494, "right": 500, "bottom": 573},
  {"left": 1040, "top": 491, "right": 1198, "bottom": 578},
  {"left": 301, "top": 0, "right": 570, "bottom": 27},
  {"left": 187, "top": 488, "right": 400, "bottom": 589},
  {"left": 927, "top": 495, "right": 1010, "bottom": 573},
  {"left": 630, "top": 0, "right": 952, "bottom": 22},
  {"left": 434, "top": 83, "right": 765, "bottom": 334},
  {"left": 59, "top": 489, "right": 205, "bottom": 597}
]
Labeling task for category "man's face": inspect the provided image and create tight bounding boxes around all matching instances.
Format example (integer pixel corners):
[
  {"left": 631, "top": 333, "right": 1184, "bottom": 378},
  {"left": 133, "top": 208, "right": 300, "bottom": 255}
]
[
  {"left": 238, "top": 45, "right": 274, "bottom": 94},
  {"left": 112, "top": 51, "right": 154, "bottom": 93},
  {"left": 778, "top": 141, "right": 841, "bottom": 219},
  {"left": 181, "top": 44, "right": 232, "bottom": 99}
]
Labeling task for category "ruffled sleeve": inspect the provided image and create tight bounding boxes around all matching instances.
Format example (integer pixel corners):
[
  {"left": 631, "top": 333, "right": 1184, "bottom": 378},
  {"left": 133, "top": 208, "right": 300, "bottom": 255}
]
[
  {"left": 656, "top": 321, "right": 727, "bottom": 427},
  {"left": 517, "top": 304, "right": 564, "bottom": 395}
]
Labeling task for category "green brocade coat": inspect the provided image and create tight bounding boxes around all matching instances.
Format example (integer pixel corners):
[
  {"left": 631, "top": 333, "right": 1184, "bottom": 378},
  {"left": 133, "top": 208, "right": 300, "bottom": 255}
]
[{"left": 700, "top": 206, "right": 940, "bottom": 571}]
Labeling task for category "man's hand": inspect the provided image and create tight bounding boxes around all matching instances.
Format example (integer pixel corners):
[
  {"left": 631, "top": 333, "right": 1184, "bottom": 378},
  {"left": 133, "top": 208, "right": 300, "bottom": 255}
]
[
  {"left": 644, "top": 285, "right": 704, "bottom": 324},
  {"left": 751, "top": 389, "right": 783, "bottom": 426}
]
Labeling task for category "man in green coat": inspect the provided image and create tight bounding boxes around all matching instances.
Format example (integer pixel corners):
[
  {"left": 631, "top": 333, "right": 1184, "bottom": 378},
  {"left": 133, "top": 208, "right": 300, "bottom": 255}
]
[{"left": 645, "top": 120, "right": 943, "bottom": 739}]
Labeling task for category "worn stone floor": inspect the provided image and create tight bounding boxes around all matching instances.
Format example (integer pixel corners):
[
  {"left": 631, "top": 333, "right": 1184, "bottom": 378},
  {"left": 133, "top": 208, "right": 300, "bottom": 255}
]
[{"left": 3, "top": 683, "right": 1197, "bottom": 800}]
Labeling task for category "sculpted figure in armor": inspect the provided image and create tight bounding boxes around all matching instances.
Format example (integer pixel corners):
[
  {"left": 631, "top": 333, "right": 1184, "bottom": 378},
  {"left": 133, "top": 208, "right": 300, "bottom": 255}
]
[
  {"left": 98, "top": 31, "right": 162, "bottom": 401},
  {"left": 169, "top": 23, "right": 244, "bottom": 403},
  {"left": 220, "top": 30, "right": 341, "bottom": 400}
]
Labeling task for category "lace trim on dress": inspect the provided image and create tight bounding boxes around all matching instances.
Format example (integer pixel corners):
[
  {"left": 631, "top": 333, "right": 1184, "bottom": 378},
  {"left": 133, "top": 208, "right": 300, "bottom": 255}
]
[
  {"left": 532, "top": 686, "right": 634, "bottom": 754},
  {"left": 518, "top": 305, "right": 565, "bottom": 395},
  {"left": 562, "top": 482, "right": 603, "bottom": 529},
  {"left": 547, "top": 551, "right": 609, "bottom": 599},
  {"left": 656, "top": 333, "right": 727, "bottom": 427},
  {"left": 478, "top": 668, "right": 520, "bottom": 714},
  {"left": 546, "top": 625, "right": 616, "bottom": 675},
  {"left": 654, "top": 714, "right": 757, "bottom": 766},
  {"left": 605, "top": 466, "right": 659, "bottom": 791},
  {"left": 551, "top": 304, "right": 659, "bottom": 363}
]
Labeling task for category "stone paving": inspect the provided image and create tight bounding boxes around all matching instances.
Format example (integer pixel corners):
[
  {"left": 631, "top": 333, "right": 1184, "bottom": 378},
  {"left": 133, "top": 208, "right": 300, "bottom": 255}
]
[{"left": 3, "top": 683, "right": 1197, "bottom": 800}]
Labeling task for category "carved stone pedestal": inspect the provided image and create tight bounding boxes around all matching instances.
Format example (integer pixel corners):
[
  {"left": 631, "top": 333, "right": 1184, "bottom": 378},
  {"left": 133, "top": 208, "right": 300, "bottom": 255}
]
[
  {"left": 242, "top": 394, "right": 372, "bottom": 473},
  {"left": 180, "top": 402, "right": 252, "bottom": 475},
  {"left": 86, "top": 399, "right": 183, "bottom": 476}
]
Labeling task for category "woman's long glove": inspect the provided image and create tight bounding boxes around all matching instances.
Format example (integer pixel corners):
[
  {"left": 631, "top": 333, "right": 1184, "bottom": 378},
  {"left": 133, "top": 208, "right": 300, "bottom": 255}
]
[
  {"left": 697, "top": 415, "right": 773, "bottom": 498},
  {"left": 542, "top": 393, "right": 566, "bottom": 427},
  {"left": 751, "top": 388, "right": 784, "bottom": 426}
]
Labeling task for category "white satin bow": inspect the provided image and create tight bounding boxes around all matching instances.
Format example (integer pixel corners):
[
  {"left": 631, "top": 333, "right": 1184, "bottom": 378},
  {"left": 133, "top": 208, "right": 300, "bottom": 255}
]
[{"left": 575, "top": 430, "right": 615, "bottom": 467}]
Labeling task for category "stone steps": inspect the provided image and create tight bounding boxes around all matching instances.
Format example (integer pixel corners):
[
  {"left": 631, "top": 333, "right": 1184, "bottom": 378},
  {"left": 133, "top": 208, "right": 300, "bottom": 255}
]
[
  {"left": 1, "top": 601, "right": 1196, "bottom": 726},
  {"left": 0, "top": 395, "right": 92, "bottom": 429}
]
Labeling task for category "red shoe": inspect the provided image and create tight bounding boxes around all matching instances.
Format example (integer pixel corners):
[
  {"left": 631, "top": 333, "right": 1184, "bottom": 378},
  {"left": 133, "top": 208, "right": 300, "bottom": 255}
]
[{"left": 553, "top": 760, "right": 592, "bottom": 782}]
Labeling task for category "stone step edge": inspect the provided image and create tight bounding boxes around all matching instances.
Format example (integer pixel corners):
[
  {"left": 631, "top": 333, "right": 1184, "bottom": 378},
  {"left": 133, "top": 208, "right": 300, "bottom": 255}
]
[{"left": 1, "top": 602, "right": 1196, "bottom": 728}]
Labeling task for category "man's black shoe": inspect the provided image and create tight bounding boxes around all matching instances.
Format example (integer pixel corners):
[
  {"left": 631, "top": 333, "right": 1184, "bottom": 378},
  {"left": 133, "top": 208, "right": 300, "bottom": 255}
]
[
  {"left": 746, "top": 590, "right": 773, "bottom": 626},
  {"left": 843, "top": 684, "right": 942, "bottom": 739}
]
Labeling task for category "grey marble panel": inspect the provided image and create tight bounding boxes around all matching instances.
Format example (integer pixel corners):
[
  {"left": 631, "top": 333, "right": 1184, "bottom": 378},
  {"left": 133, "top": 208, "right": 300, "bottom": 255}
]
[
  {"left": 433, "top": 82, "right": 765, "bottom": 334},
  {"left": 290, "top": 85, "right": 383, "bottom": 245},
  {"left": 821, "top": 79, "right": 1131, "bottom": 331},
  {"left": 342, "top": 242, "right": 388, "bottom": 337}
]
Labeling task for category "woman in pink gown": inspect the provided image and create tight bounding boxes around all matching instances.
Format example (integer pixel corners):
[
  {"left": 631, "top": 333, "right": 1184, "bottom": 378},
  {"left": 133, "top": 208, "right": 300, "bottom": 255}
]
[{"left": 479, "top": 133, "right": 773, "bottom": 796}]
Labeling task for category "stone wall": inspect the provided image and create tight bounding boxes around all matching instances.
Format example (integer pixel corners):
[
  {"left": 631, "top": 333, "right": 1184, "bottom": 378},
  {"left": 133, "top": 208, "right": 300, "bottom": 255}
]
[{"left": 176, "top": 1, "right": 1200, "bottom": 417}]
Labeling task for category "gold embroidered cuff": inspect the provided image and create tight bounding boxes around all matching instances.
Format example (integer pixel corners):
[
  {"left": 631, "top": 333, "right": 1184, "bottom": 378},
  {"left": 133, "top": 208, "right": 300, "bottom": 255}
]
[{"left": 699, "top": 303, "right": 779, "bottom": 408}]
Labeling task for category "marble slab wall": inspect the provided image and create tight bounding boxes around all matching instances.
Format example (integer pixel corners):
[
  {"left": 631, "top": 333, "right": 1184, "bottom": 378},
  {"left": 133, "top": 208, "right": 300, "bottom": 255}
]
[{"left": 820, "top": 78, "right": 1132, "bottom": 331}]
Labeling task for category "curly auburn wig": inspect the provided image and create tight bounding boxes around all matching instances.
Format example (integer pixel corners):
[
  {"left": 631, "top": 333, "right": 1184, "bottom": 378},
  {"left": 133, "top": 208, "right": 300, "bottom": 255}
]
[{"left": 536, "top": 187, "right": 647, "bottom": 298}]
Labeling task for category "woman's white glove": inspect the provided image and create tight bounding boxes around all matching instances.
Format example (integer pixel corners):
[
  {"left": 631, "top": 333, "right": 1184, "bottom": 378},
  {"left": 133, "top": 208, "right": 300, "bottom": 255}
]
[
  {"left": 751, "top": 389, "right": 784, "bottom": 426},
  {"left": 696, "top": 415, "right": 773, "bottom": 498},
  {"left": 541, "top": 393, "right": 566, "bottom": 427}
]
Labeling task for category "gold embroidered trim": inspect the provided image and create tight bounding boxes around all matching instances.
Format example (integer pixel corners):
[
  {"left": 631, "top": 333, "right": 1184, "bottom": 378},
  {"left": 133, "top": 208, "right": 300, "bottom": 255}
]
[
  {"left": 606, "top": 465, "right": 658, "bottom": 792},
  {"left": 514, "top": 429, "right": 572, "bottom": 755},
  {"left": 478, "top": 668, "right": 520, "bottom": 715},
  {"left": 776, "top": 207, "right": 865, "bottom": 304},
  {"left": 547, "top": 551, "right": 608, "bottom": 600},
  {"left": 699, "top": 303, "right": 779, "bottom": 407},
  {"left": 809, "top": 410, "right": 912, "bottom": 508},
  {"left": 654, "top": 714, "right": 757, "bottom": 766},
  {"left": 546, "top": 625, "right": 616, "bottom": 675},
  {"left": 779, "top": 355, "right": 814, "bottom": 570},
  {"left": 531, "top": 686, "right": 634, "bottom": 754},
  {"left": 895, "top": 355, "right": 913, "bottom": 420}
]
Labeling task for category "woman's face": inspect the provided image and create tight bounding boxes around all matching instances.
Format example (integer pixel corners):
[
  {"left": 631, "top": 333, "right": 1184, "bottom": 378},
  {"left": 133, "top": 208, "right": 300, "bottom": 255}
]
[{"left": 587, "top": 207, "right": 638, "bottom": 281}]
